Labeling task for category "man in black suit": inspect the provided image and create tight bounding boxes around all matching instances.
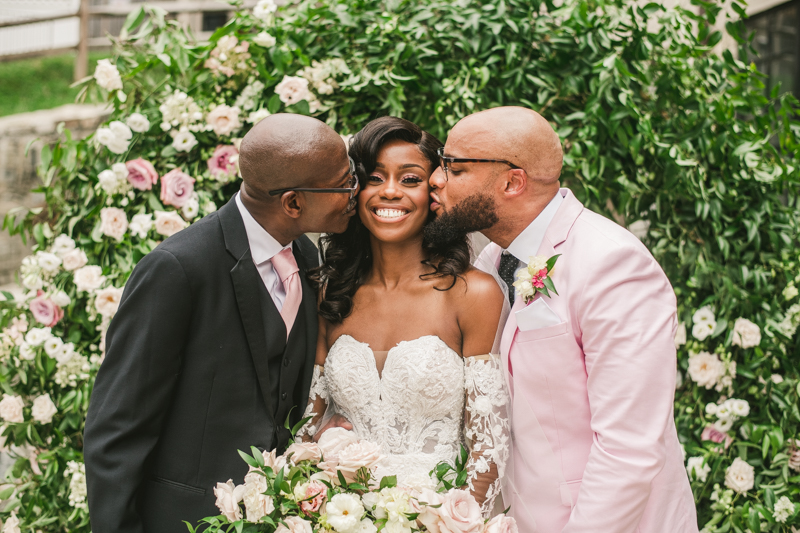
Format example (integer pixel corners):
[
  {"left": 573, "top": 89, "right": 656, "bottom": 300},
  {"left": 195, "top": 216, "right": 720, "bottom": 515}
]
[{"left": 84, "top": 114, "right": 358, "bottom": 533}]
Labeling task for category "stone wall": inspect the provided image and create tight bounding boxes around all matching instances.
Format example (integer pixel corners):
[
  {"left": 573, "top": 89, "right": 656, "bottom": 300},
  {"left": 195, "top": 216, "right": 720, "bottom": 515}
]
[{"left": 0, "top": 104, "right": 109, "bottom": 286}]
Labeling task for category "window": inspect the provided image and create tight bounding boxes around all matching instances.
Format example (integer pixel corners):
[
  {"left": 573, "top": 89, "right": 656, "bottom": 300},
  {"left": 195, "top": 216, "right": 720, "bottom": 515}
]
[
  {"left": 202, "top": 11, "right": 228, "bottom": 32},
  {"left": 745, "top": 1, "right": 799, "bottom": 98}
]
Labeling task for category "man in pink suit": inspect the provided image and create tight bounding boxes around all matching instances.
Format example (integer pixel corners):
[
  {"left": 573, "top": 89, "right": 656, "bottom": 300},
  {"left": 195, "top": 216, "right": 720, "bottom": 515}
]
[{"left": 427, "top": 107, "right": 698, "bottom": 532}]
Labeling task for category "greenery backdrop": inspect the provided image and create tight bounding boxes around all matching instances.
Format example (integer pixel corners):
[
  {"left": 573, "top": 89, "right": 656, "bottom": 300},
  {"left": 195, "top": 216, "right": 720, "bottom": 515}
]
[{"left": 0, "top": 0, "right": 799, "bottom": 531}]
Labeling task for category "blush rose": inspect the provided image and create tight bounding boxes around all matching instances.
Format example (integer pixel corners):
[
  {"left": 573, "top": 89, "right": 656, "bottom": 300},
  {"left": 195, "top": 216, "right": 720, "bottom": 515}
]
[
  {"left": 160, "top": 169, "right": 195, "bottom": 208},
  {"left": 125, "top": 158, "right": 159, "bottom": 190}
]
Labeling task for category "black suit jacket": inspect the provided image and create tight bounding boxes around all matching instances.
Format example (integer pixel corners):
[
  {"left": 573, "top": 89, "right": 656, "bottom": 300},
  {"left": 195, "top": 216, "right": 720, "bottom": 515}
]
[{"left": 84, "top": 198, "right": 319, "bottom": 533}]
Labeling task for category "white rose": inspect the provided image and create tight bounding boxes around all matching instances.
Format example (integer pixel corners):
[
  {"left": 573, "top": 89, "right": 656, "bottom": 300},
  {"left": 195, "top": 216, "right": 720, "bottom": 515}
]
[
  {"left": 51, "top": 290, "right": 71, "bottom": 308},
  {"left": 51, "top": 234, "right": 76, "bottom": 257},
  {"left": 3, "top": 513, "right": 20, "bottom": 533},
  {"left": 35, "top": 251, "right": 62, "bottom": 273},
  {"left": 732, "top": 317, "right": 761, "bottom": 349},
  {"left": 182, "top": 197, "right": 200, "bottom": 220},
  {"left": 327, "top": 493, "right": 365, "bottom": 533},
  {"left": 18, "top": 342, "right": 35, "bottom": 360},
  {"left": 62, "top": 249, "right": 88, "bottom": 271},
  {"left": 100, "top": 207, "right": 128, "bottom": 241},
  {"left": 705, "top": 402, "right": 718, "bottom": 416},
  {"left": 692, "top": 320, "right": 715, "bottom": 341},
  {"left": 242, "top": 471, "right": 275, "bottom": 522},
  {"left": 771, "top": 374, "right": 784, "bottom": 384},
  {"left": 98, "top": 169, "right": 120, "bottom": 194},
  {"left": 154, "top": 211, "right": 188, "bottom": 237},
  {"left": 253, "top": 31, "right": 277, "bottom": 47},
  {"left": 275, "top": 76, "right": 312, "bottom": 105},
  {"left": 674, "top": 322, "right": 686, "bottom": 348},
  {"left": 206, "top": 105, "right": 241, "bottom": 137},
  {"left": 724, "top": 457, "right": 754, "bottom": 493},
  {"left": 526, "top": 255, "right": 548, "bottom": 273},
  {"left": 21, "top": 273, "right": 43, "bottom": 290},
  {"left": 73, "top": 265, "right": 106, "bottom": 293},
  {"left": 126, "top": 112, "right": 150, "bottom": 133},
  {"left": 95, "top": 287, "right": 124, "bottom": 318},
  {"left": 95, "top": 127, "right": 116, "bottom": 147},
  {"left": 686, "top": 457, "right": 711, "bottom": 482},
  {"left": 25, "top": 327, "right": 52, "bottom": 347},
  {"left": 55, "top": 342, "right": 76, "bottom": 365},
  {"left": 247, "top": 108, "right": 271, "bottom": 124},
  {"left": 94, "top": 59, "right": 123, "bottom": 90},
  {"left": 129, "top": 213, "right": 154, "bottom": 239},
  {"left": 687, "top": 351, "right": 722, "bottom": 389},
  {"left": 109, "top": 120, "right": 132, "bottom": 142},
  {"left": 172, "top": 131, "right": 198, "bottom": 152},
  {"left": 43, "top": 336, "right": 63, "bottom": 358},
  {"left": 213, "top": 479, "right": 245, "bottom": 522},
  {"left": 31, "top": 393, "right": 57, "bottom": 424},
  {"left": 729, "top": 399, "right": 750, "bottom": 418},
  {"left": 693, "top": 306, "right": 716, "bottom": 324},
  {"left": 0, "top": 395, "right": 24, "bottom": 423},
  {"left": 253, "top": 0, "right": 278, "bottom": 20}
]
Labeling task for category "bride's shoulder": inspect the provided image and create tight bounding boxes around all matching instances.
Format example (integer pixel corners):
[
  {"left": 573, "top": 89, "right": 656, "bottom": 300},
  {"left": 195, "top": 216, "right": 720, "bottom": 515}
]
[{"left": 450, "top": 267, "right": 505, "bottom": 307}]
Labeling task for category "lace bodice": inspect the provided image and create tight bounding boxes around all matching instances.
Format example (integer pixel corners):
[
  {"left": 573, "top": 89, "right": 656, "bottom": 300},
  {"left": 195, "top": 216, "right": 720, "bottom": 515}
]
[{"left": 298, "top": 335, "right": 509, "bottom": 516}]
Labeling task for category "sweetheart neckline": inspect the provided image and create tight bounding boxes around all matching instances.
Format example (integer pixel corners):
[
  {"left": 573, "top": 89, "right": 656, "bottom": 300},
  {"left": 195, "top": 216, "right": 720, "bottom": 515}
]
[{"left": 329, "top": 334, "right": 461, "bottom": 380}]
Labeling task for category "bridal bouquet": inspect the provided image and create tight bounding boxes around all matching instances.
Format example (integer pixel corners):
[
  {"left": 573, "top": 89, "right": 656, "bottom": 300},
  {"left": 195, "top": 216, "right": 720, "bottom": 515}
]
[{"left": 190, "top": 427, "right": 516, "bottom": 533}]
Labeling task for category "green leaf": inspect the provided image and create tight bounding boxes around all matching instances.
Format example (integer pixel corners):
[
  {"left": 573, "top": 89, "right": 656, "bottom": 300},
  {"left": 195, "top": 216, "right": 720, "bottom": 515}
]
[
  {"left": 379, "top": 475, "right": 397, "bottom": 489},
  {"left": 238, "top": 450, "right": 259, "bottom": 469}
]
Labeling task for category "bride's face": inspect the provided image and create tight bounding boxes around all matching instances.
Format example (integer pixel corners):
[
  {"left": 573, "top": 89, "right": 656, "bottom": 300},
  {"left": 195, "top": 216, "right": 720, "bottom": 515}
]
[{"left": 357, "top": 139, "right": 433, "bottom": 243}]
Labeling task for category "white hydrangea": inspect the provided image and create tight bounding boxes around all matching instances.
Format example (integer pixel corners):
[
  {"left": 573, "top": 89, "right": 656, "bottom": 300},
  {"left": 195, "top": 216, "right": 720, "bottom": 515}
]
[
  {"left": 687, "top": 351, "right": 723, "bottom": 389},
  {"left": 234, "top": 79, "right": 266, "bottom": 111},
  {"left": 51, "top": 290, "right": 71, "bottom": 308},
  {"left": 65, "top": 461, "right": 88, "bottom": 510},
  {"left": 299, "top": 58, "right": 350, "bottom": 95},
  {"left": 777, "top": 303, "right": 800, "bottom": 338},
  {"left": 686, "top": 457, "right": 711, "bottom": 482},
  {"left": 158, "top": 90, "right": 207, "bottom": 134},
  {"left": 773, "top": 495, "right": 795, "bottom": 523},
  {"left": 54, "top": 352, "right": 91, "bottom": 388},
  {"left": 19, "top": 255, "right": 43, "bottom": 290}
]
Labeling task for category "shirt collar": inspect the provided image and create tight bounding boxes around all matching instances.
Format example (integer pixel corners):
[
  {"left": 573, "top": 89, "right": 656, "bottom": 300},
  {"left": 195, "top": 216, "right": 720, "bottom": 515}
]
[
  {"left": 235, "top": 192, "right": 290, "bottom": 264},
  {"left": 506, "top": 190, "right": 564, "bottom": 262}
]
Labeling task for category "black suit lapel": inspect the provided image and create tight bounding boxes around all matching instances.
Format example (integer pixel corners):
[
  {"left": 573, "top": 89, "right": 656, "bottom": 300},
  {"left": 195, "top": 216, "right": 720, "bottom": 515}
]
[{"left": 219, "top": 198, "right": 280, "bottom": 427}]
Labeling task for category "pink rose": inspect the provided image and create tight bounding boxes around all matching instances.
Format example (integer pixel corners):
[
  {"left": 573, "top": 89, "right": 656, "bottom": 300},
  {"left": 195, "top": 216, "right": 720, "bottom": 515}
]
[
  {"left": 298, "top": 480, "right": 327, "bottom": 514},
  {"left": 160, "top": 169, "right": 195, "bottom": 208},
  {"left": 275, "top": 516, "right": 313, "bottom": 533},
  {"left": 416, "top": 489, "right": 445, "bottom": 533},
  {"left": 207, "top": 145, "right": 239, "bottom": 179},
  {"left": 435, "top": 490, "right": 482, "bottom": 533},
  {"left": 483, "top": 514, "right": 518, "bottom": 533},
  {"left": 285, "top": 442, "right": 322, "bottom": 464},
  {"left": 125, "top": 158, "right": 159, "bottom": 190},
  {"left": 258, "top": 448, "right": 288, "bottom": 475},
  {"left": 318, "top": 428, "right": 360, "bottom": 461},
  {"left": 30, "top": 293, "right": 64, "bottom": 327},
  {"left": 334, "top": 440, "right": 384, "bottom": 482},
  {"left": 701, "top": 426, "right": 733, "bottom": 448},
  {"left": 213, "top": 479, "right": 245, "bottom": 522}
]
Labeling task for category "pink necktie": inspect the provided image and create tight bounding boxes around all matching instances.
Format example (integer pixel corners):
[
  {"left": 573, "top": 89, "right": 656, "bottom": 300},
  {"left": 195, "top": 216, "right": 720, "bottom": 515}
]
[{"left": 271, "top": 247, "right": 302, "bottom": 337}]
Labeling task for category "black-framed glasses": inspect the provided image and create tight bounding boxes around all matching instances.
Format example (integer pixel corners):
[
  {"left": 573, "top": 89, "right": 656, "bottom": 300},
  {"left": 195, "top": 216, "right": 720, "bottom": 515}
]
[
  {"left": 269, "top": 157, "right": 359, "bottom": 211},
  {"left": 436, "top": 147, "right": 522, "bottom": 181}
]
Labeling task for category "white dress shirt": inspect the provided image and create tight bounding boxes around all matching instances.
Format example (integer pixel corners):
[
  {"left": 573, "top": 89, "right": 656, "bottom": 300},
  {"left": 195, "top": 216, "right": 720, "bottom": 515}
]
[
  {"left": 504, "top": 189, "right": 565, "bottom": 276},
  {"left": 235, "top": 192, "right": 292, "bottom": 311}
]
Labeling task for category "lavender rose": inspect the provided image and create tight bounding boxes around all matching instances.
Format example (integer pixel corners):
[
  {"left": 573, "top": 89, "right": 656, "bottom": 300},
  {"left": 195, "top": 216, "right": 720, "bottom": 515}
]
[
  {"left": 207, "top": 145, "right": 239, "bottom": 179},
  {"left": 29, "top": 294, "right": 64, "bottom": 327},
  {"left": 160, "top": 169, "right": 196, "bottom": 208},
  {"left": 125, "top": 158, "right": 159, "bottom": 190}
]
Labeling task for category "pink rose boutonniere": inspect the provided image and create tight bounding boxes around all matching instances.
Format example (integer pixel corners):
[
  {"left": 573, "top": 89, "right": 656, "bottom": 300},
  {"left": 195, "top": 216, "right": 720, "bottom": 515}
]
[{"left": 512, "top": 254, "right": 561, "bottom": 304}]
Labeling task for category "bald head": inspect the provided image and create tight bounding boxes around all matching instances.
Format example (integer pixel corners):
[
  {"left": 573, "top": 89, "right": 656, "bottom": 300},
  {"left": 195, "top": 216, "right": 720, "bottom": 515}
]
[
  {"left": 449, "top": 106, "right": 563, "bottom": 183},
  {"left": 238, "top": 113, "right": 347, "bottom": 196}
]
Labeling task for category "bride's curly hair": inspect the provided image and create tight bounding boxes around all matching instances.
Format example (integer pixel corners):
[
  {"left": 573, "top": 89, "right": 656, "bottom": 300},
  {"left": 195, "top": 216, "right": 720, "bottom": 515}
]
[{"left": 309, "top": 117, "right": 471, "bottom": 324}]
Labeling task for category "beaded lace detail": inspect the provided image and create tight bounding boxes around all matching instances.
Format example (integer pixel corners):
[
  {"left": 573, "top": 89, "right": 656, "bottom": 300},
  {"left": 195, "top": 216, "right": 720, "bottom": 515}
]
[{"left": 299, "top": 334, "right": 509, "bottom": 516}]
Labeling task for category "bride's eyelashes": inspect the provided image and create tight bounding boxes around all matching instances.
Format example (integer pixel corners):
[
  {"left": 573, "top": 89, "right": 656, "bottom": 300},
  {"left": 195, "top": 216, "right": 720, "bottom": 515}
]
[{"left": 367, "top": 174, "right": 424, "bottom": 185}]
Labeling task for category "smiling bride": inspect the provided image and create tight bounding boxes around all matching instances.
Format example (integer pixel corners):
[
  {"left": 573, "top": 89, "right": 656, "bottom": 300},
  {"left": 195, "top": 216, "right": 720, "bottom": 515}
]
[{"left": 299, "top": 117, "right": 510, "bottom": 515}]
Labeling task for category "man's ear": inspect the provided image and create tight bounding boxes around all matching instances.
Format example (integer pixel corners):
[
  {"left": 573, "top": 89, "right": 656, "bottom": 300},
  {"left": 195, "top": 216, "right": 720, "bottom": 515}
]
[
  {"left": 280, "top": 191, "right": 303, "bottom": 219},
  {"left": 503, "top": 168, "right": 527, "bottom": 198}
]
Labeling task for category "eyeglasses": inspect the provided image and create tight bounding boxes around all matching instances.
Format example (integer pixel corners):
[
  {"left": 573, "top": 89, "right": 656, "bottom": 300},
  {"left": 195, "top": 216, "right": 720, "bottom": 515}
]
[
  {"left": 436, "top": 147, "right": 522, "bottom": 181},
  {"left": 268, "top": 157, "right": 360, "bottom": 212}
]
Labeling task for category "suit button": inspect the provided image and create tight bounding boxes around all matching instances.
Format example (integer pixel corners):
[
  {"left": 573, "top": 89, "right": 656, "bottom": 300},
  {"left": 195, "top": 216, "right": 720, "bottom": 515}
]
[
  {"left": 281, "top": 392, "right": 287, "bottom": 400},
  {"left": 283, "top": 358, "right": 289, "bottom": 367}
]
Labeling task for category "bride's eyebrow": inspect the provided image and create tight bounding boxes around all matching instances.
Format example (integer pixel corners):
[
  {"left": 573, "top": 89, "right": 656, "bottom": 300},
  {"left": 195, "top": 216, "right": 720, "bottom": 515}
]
[{"left": 399, "top": 163, "right": 425, "bottom": 170}]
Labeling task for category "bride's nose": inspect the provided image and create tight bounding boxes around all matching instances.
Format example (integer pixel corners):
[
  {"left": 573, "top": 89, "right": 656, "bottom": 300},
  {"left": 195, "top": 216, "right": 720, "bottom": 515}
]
[{"left": 380, "top": 178, "right": 402, "bottom": 200}]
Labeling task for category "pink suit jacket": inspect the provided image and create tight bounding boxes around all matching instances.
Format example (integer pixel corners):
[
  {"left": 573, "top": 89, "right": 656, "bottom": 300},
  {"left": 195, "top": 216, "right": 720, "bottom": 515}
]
[{"left": 480, "top": 189, "right": 698, "bottom": 533}]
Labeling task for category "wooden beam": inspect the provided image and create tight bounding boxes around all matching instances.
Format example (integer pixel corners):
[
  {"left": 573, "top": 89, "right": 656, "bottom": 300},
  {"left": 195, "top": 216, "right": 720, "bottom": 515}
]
[
  {"left": 0, "top": 13, "right": 77, "bottom": 29},
  {"left": 74, "top": 0, "right": 90, "bottom": 81},
  {"left": 88, "top": 0, "right": 258, "bottom": 16}
]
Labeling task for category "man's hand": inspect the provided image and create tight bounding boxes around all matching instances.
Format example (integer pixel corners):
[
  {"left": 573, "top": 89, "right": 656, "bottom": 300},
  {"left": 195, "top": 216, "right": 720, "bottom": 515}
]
[{"left": 312, "top": 414, "right": 353, "bottom": 442}]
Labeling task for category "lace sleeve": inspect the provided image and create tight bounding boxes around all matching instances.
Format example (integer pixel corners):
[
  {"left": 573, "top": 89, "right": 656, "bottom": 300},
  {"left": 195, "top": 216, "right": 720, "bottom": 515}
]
[
  {"left": 296, "top": 364, "right": 328, "bottom": 442},
  {"left": 463, "top": 354, "right": 510, "bottom": 517}
]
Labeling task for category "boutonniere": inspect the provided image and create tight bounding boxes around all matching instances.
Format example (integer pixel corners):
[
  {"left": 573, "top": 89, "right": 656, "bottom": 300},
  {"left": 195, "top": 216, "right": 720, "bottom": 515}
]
[{"left": 512, "top": 254, "right": 561, "bottom": 304}]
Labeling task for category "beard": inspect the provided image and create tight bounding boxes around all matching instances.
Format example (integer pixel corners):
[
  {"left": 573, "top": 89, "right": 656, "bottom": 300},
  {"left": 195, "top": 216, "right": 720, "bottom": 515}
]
[{"left": 424, "top": 192, "right": 499, "bottom": 247}]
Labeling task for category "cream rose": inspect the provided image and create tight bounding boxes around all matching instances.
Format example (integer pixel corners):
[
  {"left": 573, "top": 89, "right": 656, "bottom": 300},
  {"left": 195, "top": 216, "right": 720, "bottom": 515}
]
[
  {"left": 275, "top": 76, "right": 312, "bottom": 105},
  {"left": 154, "top": 211, "right": 188, "bottom": 237},
  {"left": 434, "top": 490, "right": 482, "bottom": 533},
  {"left": 687, "top": 351, "right": 722, "bottom": 389},
  {"left": 206, "top": 105, "right": 242, "bottom": 136},
  {"left": 62, "top": 249, "right": 88, "bottom": 271},
  {"left": 3, "top": 513, "right": 20, "bottom": 533},
  {"left": 732, "top": 317, "right": 761, "bottom": 349},
  {"left": 724, "top": 457, "right": 754, "bottom": 493},
  {"left": 100, "top": 207, "right": 128, "bottom": 241},
  {"left": 31, "top": 393, "right": 57, "bottom": 424},
  {"left": 73, "top": 266, "right": 106, "bottom": 293},
  {"left": 275, "top": 516, "right": 313, "bottom": 533},
  {"left": 286, "top": 442, "right": 322, "bottom": 464},
  {"left": 242, "top": 471, "right": 274, "bottom": 522},
  {"left": 95, "top": 287, "right": 124, "bottom": 318},
  {"left": 483, "top": 514, "right": 518, "bottom": 533},
  {"left": 318, "top": 427, "right": 360, "bottom": 460},
  {"left": 0, "top": 395, "right": 24, "bottom": 424},
  {"left": 335, "top": 441, "right": 384, "bottom": 482},
  {"left": 94, "top": 59, "right": 123, "bottom": 90},
  {"left": 213, "top": 479, "right": 245, "bottom": 522}
]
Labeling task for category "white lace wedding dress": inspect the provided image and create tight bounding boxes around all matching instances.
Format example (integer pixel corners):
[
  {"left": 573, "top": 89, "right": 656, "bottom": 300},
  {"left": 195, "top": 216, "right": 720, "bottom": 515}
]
[{"left": 298, "top": 334, "right": 510, "bottom": 516}]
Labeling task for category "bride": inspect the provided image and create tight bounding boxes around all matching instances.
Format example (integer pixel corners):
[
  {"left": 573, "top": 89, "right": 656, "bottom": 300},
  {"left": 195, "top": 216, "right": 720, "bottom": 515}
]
[{"left": 299, "top": 117, "right": 509, "bottom": 515}]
